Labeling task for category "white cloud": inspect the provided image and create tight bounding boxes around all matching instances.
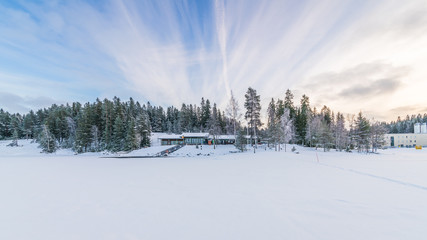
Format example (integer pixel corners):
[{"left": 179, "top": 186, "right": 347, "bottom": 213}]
[{"left": 0, "top": 0, "right": 426, "bottom": 121}]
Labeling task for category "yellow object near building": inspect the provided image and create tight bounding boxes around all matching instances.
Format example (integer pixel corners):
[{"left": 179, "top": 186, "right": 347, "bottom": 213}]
[{"left": 415, "top": 145, "right": 422, "bottom": 150}]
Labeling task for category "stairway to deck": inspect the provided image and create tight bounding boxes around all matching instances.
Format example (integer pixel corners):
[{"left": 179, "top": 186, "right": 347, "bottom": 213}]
[{"left": 156, "top": 144, "right": 185, "bottom": 157}]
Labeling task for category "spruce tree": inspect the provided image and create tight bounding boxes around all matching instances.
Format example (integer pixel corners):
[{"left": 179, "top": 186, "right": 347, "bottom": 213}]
[
  {"left": 39, "top": 124, "right": 57, "bottom": 153},
  {"left": 112, "top": 116, "right": 125, "bottom": 152},
  {"left": 125, "top": 119, "right": 138, "bottom": 151},
  {"left": 335, "top": 112, "right": 347, "bottom": 151},
  {"left": 284, "top": 89, "right": 296, "bottom": 120},
  {"left": 267, "top": 98, "right": 280, "bottom": 149},
  {"left": 244, "top": 87, "right": 262, "bottom": 149},
  {"left": 8, "top": 128, "right": 19, "bottom": 147},
  {"left": 235, "top": 128, "right": 247, "bottom": 152},
  {"left": 201, "top": 98, "right": 211, "bottom": 130},
  {"left": 355, "top": 111, "right": 370, "bottom": 152},
  {"left": 136, "top": 111, "right": 151, "bottom": 147},
  {"left": 75, "top": 106, "right": 92, "bottom": 153},
  {"left": 295, "top": 95, "right": 310, "bottom": 145}
]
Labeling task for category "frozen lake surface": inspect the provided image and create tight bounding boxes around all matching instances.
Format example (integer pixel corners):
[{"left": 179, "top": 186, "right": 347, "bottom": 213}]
[{"left": 1, "top": 140, "right": 427, "bottom": 240}]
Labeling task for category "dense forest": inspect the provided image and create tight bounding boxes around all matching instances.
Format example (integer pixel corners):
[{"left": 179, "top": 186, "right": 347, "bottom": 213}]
[
  {"left": 386, "top": 114, "right": 427, "bottom": 133},
  {"left": 0, "top": 95, "right": 237, "bottom": 153},
  {"left": 1, "top": 88, "right": 424, "bottom": 153}
]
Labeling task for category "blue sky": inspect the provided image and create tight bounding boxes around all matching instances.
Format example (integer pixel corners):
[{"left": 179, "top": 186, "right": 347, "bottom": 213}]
[{"left": 1, "top": 0, "right": 427, "bottom": 121}]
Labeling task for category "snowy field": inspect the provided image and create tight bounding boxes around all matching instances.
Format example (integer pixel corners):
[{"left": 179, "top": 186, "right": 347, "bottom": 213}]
[{"left": 1, "top": 140, "right": 427, "bottom": 240}]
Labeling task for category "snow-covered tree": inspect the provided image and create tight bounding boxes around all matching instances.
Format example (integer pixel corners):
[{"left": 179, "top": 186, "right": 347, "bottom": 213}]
[
  {"left": 125, "top": 119, "right": 138, "bottom": 151},
  {"left": 226, "top": 91, "right": 241, "bottom": 138},
  {"left": 295, "top": 95, "right": 310, "bottom": 145},
  {"left": 38, "top": 124, "right": 57, "bottom": 153},
  {"left": 284, "top": 89, "right": 296, "bottom": 120},
  {"left": 267, "top": 98, "right": 279, "bottom": 148},
  {"left": 306, "top": 115, "right": 322, "bottom": 148},
  {"left": 8, "top": 128, "right": 19, "bottom": 147},
  {"left": 334, "top": 112, "right": 347, "bottom": 151},
  {"left": 354, "top": 112, "right": 370, "bottom": 153},
  {"left": 244, "top": 87, "right": 262, "bottom": 150},
  {"left": 235, "top": 128, "right": 247, "bottom": 152},
  {"left": 280, "top": 108, "right": 294, "bottom": 152},
  {"left": 91, "top": 125, "right": 100, "bottom": 151},
  {"left": 136, "top": 110, "right": 151, "bottom": 148},
  {"left": 370, "top": 120, "right": 387, "bottom": 152},
  {"left": 112, "top": 116, "right": 125, "bottom": 152}
]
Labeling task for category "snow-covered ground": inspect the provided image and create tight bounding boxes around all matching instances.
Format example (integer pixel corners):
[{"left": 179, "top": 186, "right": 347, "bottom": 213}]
[
  {"left": 1, "top": 140, "right": 427, "bottom": 240},
  {"left": 169, "top": 144, "right": 238, "bottom": 157}
]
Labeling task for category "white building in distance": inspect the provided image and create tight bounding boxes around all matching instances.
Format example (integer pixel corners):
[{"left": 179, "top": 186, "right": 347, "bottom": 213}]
[{"left": 385, "top": 123, "right": 427, "bottom": 147}]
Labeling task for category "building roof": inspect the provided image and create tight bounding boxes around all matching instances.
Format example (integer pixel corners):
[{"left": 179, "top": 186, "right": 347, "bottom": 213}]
[
  {"left": 244, "top": 135, "right": 258, "bottom": 139},
  {"left": 182, "top": 132, "right": 209, "bottom": 138},
  {"left": 215, "top": 135, "right": 236, "bottom": 140},
  {"left": 158, "top": 134, "right": 183, "bottom": 140}
]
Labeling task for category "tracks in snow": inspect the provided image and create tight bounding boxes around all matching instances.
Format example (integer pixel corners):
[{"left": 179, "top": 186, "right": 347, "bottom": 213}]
[{"left": 318, "top": 162, "right": 427, "bottom": 192}]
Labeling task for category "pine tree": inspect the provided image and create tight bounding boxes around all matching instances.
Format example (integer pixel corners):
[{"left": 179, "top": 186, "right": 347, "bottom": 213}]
[
  {"left": 75, "top": 105, "right": 92, "bottom": 153},
  {"left": 296, "top": 95, "right": 310, "bottom": 145},
  {"left": 91, "top": 125, "right": 100, "bottom": 151},
  {"left": 64, "top": 116, "right": 76, "bottom": 149},
  {"left": 38, "top": 124, "right": 57, "bottom": 153},
  {"left": 201, "top": 98, "right": 211, "bottom": 130},
  {"left": 267, "top": 98, "right": 280, "bottom": 150},
  {"left": 244, "top": 87, "right": 262, "bottom": 150},
  {"left": 125, "top": 119, "right": 138, "bottom": 151},
  {"left": 8, "top": 128, "right": 19, "bottom": 147},
  {"left": 136, "top": 110, "right": 151, "bottom": 147},
  {"left": 235, "top": 128, "right": 247, "bottom": 152},
  {"left": 101, "top": 99, "right": 113, "bottom": 150},
  {"left": 355, "top": 111, "right": 370, "bottom": 153},
  {"left": 208, "top": 103, "right": 221, "bottom": 148},
  {"left": 335, "top": 112, "right": 347, "bottom": 151},
  {"left": 22, "top": 111, "right": 35, "bottom": 139},
  {"left": 112, "top": 116, "right": 125, "bottom": 152},
  {"left": 284, "top": 89, "right": 296, "bottom": 120}
]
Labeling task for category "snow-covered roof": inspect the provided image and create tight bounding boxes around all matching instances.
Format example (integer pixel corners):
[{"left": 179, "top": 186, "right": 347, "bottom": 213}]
[
  {"left": 182, "top": 132, "right": 209, "bottom": 138},
  {"left": 244, "top": 135, "right": 258, "bottom": 139},
  {"left": 214, "top": 135, "right": 236, "bottom": 140},
  {"left": 158, "top": 134, "right": 183, "bottom": 140}
]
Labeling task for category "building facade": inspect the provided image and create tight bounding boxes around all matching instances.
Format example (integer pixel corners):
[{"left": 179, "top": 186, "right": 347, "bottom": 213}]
[
  {"left": 158, "top": 133, "right": 236, "bottom": 146},
  {"left": 385, "top": 123, "right": 427, "bottom": 147}
]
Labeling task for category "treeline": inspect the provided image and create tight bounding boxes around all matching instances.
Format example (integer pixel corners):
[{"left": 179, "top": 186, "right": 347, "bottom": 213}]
[
  {"left": 0, "top": 96, "right": 238, "bottom": 153},
  {"left": 386, "top": 114, "right": 427, "bottom": 133},
  {"left": 1, "top": 87, "right": 424, "bottom": 153},
  {"left": 262, "top": 90, "right": 388, "bottom": 152}
]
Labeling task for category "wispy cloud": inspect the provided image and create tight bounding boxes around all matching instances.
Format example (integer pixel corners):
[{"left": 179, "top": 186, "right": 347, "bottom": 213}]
[
  {"left": 0, "top": 91, "right": 62, "bottom": 113},
  {"left": 0, "top": 0, "right": 426, "bottom": 121},
  {"left": 214, "top": 0, "right": 230, "bottom": 98}
]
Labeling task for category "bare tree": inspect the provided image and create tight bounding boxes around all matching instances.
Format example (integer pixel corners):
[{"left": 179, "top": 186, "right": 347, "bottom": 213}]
[
  {"left": 280, "top": 108, "right": 294, "bottom": 152},
  {"left": 307, "top": 115, "right": 322, "bottom": 148},
  {"left": 370, "top": 120, "right": 387, "bottom": 152},
  {"left": 226, "top": 91, "right": 242, "bottom": 138}
]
